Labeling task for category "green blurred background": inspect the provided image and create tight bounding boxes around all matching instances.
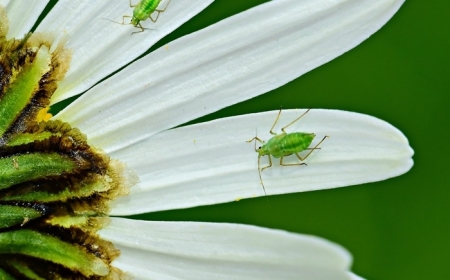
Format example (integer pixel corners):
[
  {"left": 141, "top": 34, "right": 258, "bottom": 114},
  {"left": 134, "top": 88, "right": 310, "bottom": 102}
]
[{"left": 45, "top": 0, "right": 448, "bottom": 279}]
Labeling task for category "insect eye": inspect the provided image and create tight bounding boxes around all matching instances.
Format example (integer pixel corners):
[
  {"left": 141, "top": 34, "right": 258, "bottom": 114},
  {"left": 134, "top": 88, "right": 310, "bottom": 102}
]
[{"left": 258, "top": 146, "right": 261, "bottom": 150}]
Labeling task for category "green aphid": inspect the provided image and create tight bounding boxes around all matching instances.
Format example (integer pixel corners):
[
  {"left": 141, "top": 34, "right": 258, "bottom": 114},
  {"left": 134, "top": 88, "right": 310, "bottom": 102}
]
[
  {"left": 247, "top": 109, "right": 329, "bottom": 195},
  {"left": 118, "top": 0, "right": 171, "bottom": 34}
]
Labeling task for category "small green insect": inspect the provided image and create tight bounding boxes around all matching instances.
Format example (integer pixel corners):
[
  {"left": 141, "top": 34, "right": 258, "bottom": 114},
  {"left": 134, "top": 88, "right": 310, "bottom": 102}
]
[
  {"left": 111, "top": 0, "right": 171, "bottom": 34},
  {"left": 12, "top": 157, "right": 19, "bottom": 169},
  {"left": 247, "top": 108, "right": 329, "bottom": 195}
]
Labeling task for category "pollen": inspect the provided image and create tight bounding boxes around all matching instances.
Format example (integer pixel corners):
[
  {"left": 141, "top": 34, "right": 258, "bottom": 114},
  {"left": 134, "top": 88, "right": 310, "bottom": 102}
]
[{"left": 36, "top": 106, "right": 53, "bottom": 122}]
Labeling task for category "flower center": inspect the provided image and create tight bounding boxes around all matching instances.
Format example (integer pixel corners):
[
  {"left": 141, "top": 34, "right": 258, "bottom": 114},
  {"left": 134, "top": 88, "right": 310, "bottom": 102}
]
[{"left": 0, "top": 11, "right": 130, "bottom": 279}]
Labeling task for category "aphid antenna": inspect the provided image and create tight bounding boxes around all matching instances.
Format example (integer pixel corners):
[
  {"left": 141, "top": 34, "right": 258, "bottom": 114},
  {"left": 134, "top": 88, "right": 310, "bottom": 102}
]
[
  {"left": 247, "top": 129, "right": 269, "bottom": 198},
  {"left": 257, "top": 154, "right": 267, "bottom": 196},
  {"left": 255, "top": 127, "right": 269, "bottom": 202},
  {"left": 257, "top": 154, "right": 271, "bottom": 208},
  {"left": 249, "top": 128, "right": 267, "bottom": 195},
  {"left": 101, "top": 17, "right": 126, "bottom": 26},
  {"left": 247, "top": 128, "right": 272, "bottom": 207},
  {"left": 101, "top": 17, "right": 155, "bottom": 34}
]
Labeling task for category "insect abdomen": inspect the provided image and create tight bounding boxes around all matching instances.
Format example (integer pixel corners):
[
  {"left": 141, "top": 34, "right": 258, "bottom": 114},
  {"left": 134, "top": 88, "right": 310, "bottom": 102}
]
[
  {"left": 134, "top": 0, "right": 161, "bottom": 21},
  {"left": 267, "top": 132, "right": 315, "bottom": 158}
]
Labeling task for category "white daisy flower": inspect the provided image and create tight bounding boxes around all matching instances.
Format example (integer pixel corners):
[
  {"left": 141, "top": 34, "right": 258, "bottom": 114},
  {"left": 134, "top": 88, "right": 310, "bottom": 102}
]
[{"left": 0, "top": 0, "right": 412, "bottom": 279}]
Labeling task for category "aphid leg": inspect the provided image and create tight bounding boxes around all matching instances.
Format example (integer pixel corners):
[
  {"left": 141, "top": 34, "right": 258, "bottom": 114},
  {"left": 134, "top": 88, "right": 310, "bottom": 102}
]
[
  {"left": 269, "top": 108, "right": 283, "bottom": 135},
  {"left": 122, "top": 15, "right": 132, "bottom": 25},
  {"left": 150, "top": 0, "right": 172, "bottom": 22},
  {"left": 260, "top": 155, "right": 272, "bottom": 171},
  {"left": 297, "top": 135, "right": 329, "bottom": 161},
  {"left": 281, "top": 108, "right": 311, "bottom": 133},
  {"left": 156, "top": 0, "right": 172, "bottom": 12},
  {"left": 257, "top": 155, "right": 267, "bottom": 196},
  {"left": 246, "top": 136, "right": 264, "bottom": 152},
  {"left": 305, "top": 134, "right": 320, "bottom": 150},
  {"left": 280, "top": 155, "right": 307, "bottom": 166},
  {"left": 129, "top": 0, "right": 137, "bottom": 8},
  {"left": 131, "top": 22, "right": 146, "bottom": 34}
]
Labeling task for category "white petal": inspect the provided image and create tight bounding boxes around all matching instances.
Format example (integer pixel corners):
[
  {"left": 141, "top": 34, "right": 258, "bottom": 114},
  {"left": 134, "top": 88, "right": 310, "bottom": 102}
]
[
  {"left": 57, "top": 0, "right": 405, "bottom": 153},
  {"left": 2, "top": 0, "right": 49, "bottom": 38},
  {"left": 36, "top": 0, "right": 213, "bottom": 103},
  {"left": 348, "top": 272, "right": 366, "bottom": 280},
  {"left": 110, "top": 109, "right": 413, "bottom": 215},
  {"left": 100, "top": 217, "right": 354, "bottom": 280}
]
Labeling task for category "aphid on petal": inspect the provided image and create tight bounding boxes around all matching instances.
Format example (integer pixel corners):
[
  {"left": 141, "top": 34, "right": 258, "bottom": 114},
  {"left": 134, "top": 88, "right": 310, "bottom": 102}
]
[
  {"left": 106, "top": 0, "right": 171, "bottom": 34},
  {"left": 247, "top": 109, "right": 328, "bottom": 195}
]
